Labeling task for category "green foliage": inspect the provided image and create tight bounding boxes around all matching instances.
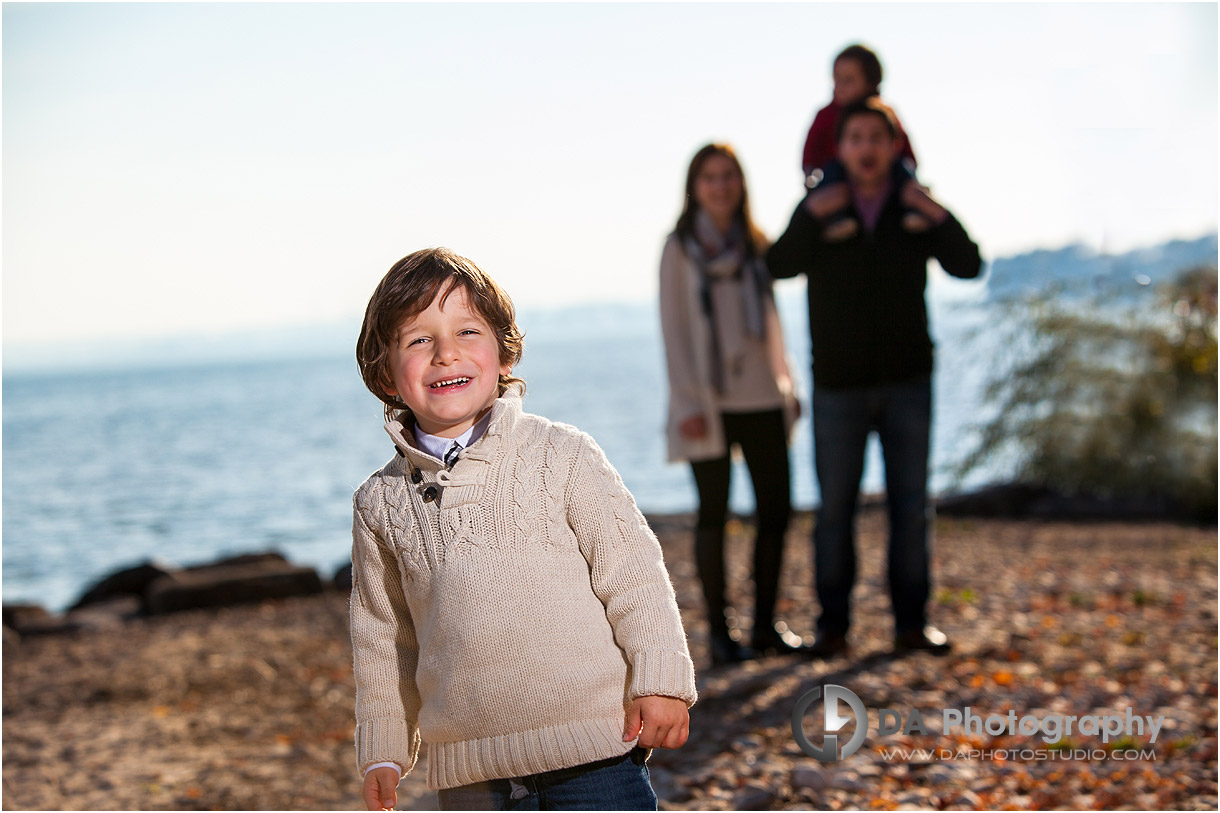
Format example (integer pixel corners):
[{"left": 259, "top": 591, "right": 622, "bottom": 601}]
[
  {"left": 936, "top": 586, "right": 978, "bottom": 606},
  {"left": 1046, "top": 737, "right": 1080, "bottom": 752},
  {"left": 1107, "top": 735, "right": 1142, "bottom": 752},
  {"left": 956, "top": 265, "right": 1218, "bottom": 520}
]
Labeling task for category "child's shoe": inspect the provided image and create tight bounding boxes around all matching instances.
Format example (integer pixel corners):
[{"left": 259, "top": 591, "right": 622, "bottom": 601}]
[
  {"left": 823, "top": 217, "right": 859, "bottom": 242},
  {"left": 902, "top": 211, "right": 933, "bottom": 233},
  {"left": 805, "top": 183, "right": 851, "bottom": 219}
]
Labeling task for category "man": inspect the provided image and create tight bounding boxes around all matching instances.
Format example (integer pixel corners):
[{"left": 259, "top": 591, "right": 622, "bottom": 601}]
[{"left": 767, "top": 97, "right": 983, "bottom": 657}]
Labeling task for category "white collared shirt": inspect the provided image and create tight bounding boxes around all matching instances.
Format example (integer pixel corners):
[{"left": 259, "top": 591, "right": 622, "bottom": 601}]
[{"left": 411, "top": 409, "right": 493, "bottom": 464}]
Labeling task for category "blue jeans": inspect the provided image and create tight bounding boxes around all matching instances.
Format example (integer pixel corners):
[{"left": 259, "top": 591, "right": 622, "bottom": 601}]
[
  {"left": 436, "top": 747, "right": 656, "bottom": 811},
  {"left": 811, "top": 376, "right": 932, "bottom": 636}
]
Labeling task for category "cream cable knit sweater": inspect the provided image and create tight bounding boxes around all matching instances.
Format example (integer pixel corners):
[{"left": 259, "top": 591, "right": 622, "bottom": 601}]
[{"left": 350, "top": 389, "right": 698, "bottom": 790}]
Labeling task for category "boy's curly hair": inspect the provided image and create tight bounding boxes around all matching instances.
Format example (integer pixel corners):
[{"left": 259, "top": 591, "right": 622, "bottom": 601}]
[{"left": 357, "top": 247, "right": 525, "bottom": 420}]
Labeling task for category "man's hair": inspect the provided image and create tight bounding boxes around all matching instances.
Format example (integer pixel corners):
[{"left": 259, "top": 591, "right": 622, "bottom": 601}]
[
  {"left": 356, "top": 247, "right": 525, "bottom": 418},
  {"left": 834, "top": 44, "right": 883, "bottom": 93},
  {"left": 835, "top": 97, "right": 899, "bottom": 143},
  {"left": 673, "top": 142, "right": 768, "bottom": 257}
]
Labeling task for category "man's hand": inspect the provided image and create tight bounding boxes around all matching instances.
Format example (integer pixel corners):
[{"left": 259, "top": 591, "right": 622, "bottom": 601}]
[
  {"left": 362, "top": 766, "right": 400, "bottom": 811},
  {"left": 623, "top": 695, "right": 690, "bottom": 749}
]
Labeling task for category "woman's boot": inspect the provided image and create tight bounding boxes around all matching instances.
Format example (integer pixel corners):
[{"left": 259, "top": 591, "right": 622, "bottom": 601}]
[{"left": 696, "top": 527, "right": 752, "bottom": 666}]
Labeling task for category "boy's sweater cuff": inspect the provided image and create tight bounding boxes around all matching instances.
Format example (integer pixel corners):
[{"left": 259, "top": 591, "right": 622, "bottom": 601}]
[
  {"left": 628, "top": 650, "right": 698, "bottom": 707},
  {"left": 364, "top": 762, "right": 403, "bottom": 779},
  {"left": 356, "top": 717, "right": 420, "bottom": 779}
]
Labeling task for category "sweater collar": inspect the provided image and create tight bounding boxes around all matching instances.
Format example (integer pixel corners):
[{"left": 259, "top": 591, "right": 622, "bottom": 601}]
[
  {"left": 412, "top": 409, "right": 494, "bottom": 463},
  {"left": 383, "top": 386, "right": 524, "bottom": 469}
]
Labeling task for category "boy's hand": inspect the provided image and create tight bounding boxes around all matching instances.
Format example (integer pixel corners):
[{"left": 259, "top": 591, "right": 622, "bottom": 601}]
[
  {"left": 900, "top": 180, "right": 949, "bottom": 226},
  {"left": 623, "top": 695, "right": 689, "bottom": 749},
  {"left": 363, "top": 766, "right": 400, "bottom": 811},
  {"left": 804, "top": 182, "right": 850, "bottom": 220}
]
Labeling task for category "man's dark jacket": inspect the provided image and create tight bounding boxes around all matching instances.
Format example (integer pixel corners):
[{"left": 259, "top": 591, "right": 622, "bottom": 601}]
[{"left": 767, "top": 190, "right": 983, "bottom": 390}]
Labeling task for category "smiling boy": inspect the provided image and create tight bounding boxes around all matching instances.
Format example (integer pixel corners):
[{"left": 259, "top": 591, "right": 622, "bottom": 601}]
[
  {"left": 767, "top": 97, "right": 983, "bottom": 659},
  {"left": 383, "top": 283, "right": 509, "bottom": 442},
  {"left": 351, "top": 248, "right": 696, "bottom": 811}
]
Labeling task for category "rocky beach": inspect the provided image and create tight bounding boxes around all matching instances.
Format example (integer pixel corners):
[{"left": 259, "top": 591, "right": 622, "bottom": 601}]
[{"left": 3, "top": 508, "right": 1216, "bottom": 811}]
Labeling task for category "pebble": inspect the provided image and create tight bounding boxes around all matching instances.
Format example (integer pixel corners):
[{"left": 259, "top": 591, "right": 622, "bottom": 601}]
[
  {"left": 731, "top": 735, "right": 764, "bottom": 752},
  {"left": 732, "top": 784, "right": 776, "bottom": 810},
  {"left": 929, "top": 763, "right": 967, "bottom": 785},
  {"left": 854, "top": 762, "right": 883, "bottom": 777},
  {"left": 895, "top": 792, "right": 928, "bottom": 805},
  {"left": 829, "top": 772, "right": 863, "bottom": 792},
  {"left": 790, "top": 767, "right": 827, "bottom": 791}
]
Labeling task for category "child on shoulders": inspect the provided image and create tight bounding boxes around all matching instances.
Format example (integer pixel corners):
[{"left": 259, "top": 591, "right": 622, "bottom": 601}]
[{"left": 801, "top": 43, "right": 929, "bottom": 239}]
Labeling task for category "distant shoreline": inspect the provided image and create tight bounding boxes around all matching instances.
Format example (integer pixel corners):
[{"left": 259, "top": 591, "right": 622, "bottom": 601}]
[{"left": 6, "top": 232, "right": 1216, "bottom": 376}]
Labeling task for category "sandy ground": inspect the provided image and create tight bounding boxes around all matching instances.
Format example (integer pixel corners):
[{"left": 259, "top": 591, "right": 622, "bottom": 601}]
[{"left": 3, "top": 509, "right": 1216, "bottom": 810}]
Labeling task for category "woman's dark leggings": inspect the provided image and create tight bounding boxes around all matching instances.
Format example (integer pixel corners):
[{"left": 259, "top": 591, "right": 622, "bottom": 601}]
[{"left": 689, "top": 409, "right": 792, "bottom": 637}]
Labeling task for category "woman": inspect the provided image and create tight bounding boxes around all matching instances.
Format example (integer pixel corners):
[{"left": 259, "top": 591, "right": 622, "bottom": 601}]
[{"left": 659, "top": 143, "right": 802, "bottom": 666}]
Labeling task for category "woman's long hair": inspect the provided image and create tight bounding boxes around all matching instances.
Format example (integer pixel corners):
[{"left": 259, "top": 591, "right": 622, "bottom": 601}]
[{"left": 673, "top": 143, "right": 768, "bottom": 257}]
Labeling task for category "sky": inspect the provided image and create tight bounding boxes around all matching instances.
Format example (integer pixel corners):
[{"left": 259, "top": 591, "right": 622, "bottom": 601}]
[{"left": 3, "top": 2, "right": 1217, "bottom": 348}]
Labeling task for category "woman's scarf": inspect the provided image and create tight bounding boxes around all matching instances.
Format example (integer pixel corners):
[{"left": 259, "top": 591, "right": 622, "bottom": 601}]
[{"left": 683, "top": 209, "right": 770, "bottom": 393}]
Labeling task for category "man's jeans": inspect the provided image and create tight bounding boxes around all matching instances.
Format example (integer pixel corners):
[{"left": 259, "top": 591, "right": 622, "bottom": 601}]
[
  {"left": 437, "top": 747, "right": 656, "bottom": 811},
  {"left": 812, "top": 376, "right": 932, "bottom": 636}
]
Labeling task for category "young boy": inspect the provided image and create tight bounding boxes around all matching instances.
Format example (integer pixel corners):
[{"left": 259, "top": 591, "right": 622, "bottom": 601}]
[
  {"left": 768, "top": 98, "right": 983, "bottom": 659},
  {"left": 351, "top": 248, "right": 696, "bottom": 811}
]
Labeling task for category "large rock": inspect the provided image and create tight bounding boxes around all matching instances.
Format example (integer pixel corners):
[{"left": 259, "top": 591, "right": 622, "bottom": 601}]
[
  {"left": 70, "top": 561, "right": 174, "bottom": 611},
  {"left": 935, "top": 483, "right": 1051, "bottom": 517},
  {"left": 1, "top": 604, "right": 71, "bottom": 636},
  {"left": 3, "top": 603, "right": 49, "bottom": 630},
  {"left": 67, "top": 596, "right": 143, "bottom": 629},
  {"left": 144, "top": 562, "right": 323, "bottom": 615},
  {"left": 936, "top": 482, "right": 1183, "bottom": 520},
  {"left": 1, "top": 602, "right": 111, "bottom": 637},
  {"left": 188, "top": 552, "right": 289, "bottom": 572}
]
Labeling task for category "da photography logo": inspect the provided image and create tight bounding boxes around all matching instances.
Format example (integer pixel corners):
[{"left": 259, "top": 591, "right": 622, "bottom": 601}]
[
  {"left": 791, "top": 684, "right": 868, "bottom": 762},
  {"left": 792, "top": 685, "right": 1169, "bottom": 764}
]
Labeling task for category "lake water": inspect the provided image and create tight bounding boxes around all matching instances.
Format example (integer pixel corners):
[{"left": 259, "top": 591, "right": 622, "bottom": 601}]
[{"left": 2, "top": 290, "right": 998, "bottom": 612}]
